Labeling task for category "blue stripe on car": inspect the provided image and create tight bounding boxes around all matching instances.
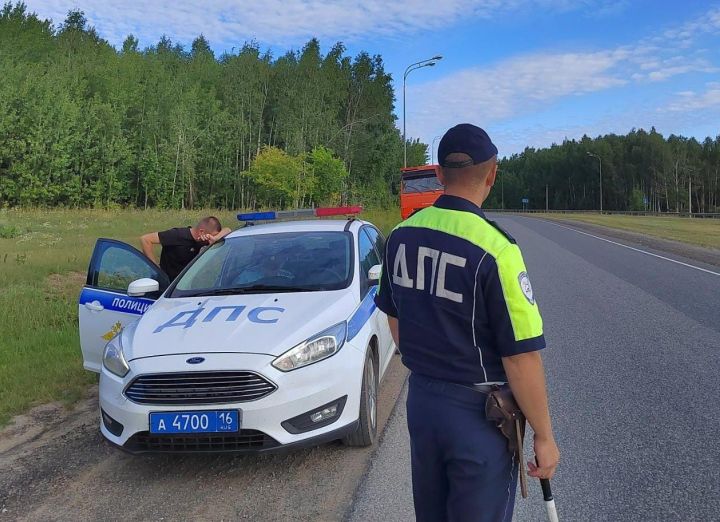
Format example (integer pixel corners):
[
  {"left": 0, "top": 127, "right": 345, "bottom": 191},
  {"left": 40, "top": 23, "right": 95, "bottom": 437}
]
[
  {"left": 347, "top": 286, "right": 378, "bottom": 341},
  {"left": 79, "top": 287, "right": 154, "bottom": 316}
]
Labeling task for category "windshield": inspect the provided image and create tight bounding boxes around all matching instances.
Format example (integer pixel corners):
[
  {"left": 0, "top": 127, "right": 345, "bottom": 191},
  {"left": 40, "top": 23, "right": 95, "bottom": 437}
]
[
  {"left": 169, "top": 231, "right": 353, "bottom": 297},
  {"left": 402, "top": 170, "right": 443, "bottom": 193}
]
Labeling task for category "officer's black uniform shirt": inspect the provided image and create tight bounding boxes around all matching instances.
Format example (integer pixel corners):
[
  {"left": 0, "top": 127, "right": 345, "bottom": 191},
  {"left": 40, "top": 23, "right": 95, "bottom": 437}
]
[{"left": 374, "top": 195, "right": 545, "bottom": 384}]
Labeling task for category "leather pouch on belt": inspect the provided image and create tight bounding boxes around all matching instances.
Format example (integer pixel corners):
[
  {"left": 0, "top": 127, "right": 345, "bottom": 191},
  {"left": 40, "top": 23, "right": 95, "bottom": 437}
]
[{"left": 485, "top": 385, "right": 528, "bottom": 498}]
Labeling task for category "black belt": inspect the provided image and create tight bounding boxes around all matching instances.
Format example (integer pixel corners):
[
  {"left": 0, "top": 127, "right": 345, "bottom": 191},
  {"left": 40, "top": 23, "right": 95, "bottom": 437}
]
[{"left": 448, "top": 382, "right": 497, "bottom": 394}]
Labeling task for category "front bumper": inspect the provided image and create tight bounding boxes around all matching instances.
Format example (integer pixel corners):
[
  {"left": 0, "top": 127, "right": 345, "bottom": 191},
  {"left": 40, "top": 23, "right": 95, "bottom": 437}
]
[
  {"left": 99, "top": 347, "right": 365, "bottom": 453},
  {"left": 107, "top": 420, "right": 359, "bottom": 455}
]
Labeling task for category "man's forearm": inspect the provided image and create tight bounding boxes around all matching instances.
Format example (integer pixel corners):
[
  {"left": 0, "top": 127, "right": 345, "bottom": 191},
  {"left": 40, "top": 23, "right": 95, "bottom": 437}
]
[
  {"left": 140, "top": 238, "right": 159, "bottom": 266},
  {"left": 216, "top": 227, "right": 231, "bottom": 240},
  {"left": 502, "top": 351, "right": 553, "bottom": 440}
]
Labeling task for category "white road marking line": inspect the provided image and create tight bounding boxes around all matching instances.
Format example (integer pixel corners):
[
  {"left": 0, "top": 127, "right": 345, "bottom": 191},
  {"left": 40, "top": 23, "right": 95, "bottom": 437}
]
[{"left": 541, "top": 220, "right": 720, "bottom": 277}]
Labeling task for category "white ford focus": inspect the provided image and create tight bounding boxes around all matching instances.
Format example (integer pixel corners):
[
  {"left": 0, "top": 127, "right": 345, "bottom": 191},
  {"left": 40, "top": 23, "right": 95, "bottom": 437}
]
[{"left": 78, "top": 207, "right": 395, "bottom": 453}]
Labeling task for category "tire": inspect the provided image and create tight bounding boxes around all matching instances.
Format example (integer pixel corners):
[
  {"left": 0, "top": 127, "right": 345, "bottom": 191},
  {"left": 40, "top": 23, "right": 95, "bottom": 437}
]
[{"left": 343, "top": 346, "right": 378, "bottom": 447}]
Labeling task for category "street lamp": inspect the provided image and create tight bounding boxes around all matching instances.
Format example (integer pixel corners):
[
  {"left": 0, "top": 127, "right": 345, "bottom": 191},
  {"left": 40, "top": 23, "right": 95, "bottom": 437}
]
[
  {"left": 430, "top": 135, "right": 441, "bottom": 164},
  {"left": 587, "top": 151, "right": 603, "bottom": 212},
  {"left": 403, "top": 55, "right": 442, "bottom": 167}
]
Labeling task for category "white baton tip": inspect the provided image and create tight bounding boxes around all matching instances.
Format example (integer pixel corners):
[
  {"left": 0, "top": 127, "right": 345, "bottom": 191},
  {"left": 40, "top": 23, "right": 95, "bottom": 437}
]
[{"left": 545, "top": 499, "right": 559, "bottom": 522}]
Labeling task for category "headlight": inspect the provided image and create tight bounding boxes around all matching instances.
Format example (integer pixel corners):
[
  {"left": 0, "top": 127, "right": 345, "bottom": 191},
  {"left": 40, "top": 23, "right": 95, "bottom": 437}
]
[
  {"left": 103, "top": 334, "right": 130, "bottom": 378},
  {"left": 272, "top": 322, "right": 347, "bottom": 372}
]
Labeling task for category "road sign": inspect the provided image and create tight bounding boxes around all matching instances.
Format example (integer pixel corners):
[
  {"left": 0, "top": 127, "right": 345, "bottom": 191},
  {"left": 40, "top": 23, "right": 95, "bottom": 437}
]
[{"left": 522, "top": 198, "right": 529, "bottom": 204}]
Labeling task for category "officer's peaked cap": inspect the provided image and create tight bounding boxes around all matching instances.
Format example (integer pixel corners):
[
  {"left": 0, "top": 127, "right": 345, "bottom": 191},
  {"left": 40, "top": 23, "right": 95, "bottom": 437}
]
[{"left": 438, "top": 123, "right": 498, "bottom": 168}]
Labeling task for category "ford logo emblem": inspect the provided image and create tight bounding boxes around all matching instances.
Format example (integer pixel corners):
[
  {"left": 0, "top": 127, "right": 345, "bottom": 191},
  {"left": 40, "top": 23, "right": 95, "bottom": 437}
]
[{"left": 186, "top": 357, "right": 205, "bottom": 365}]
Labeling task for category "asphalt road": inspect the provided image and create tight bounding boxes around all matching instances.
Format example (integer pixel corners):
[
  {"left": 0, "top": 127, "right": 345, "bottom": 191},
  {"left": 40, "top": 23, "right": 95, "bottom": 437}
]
[
  {"left": 349, "top": 214, "right": 720, "bottom": 521},
  {"left": 2, "top": 214, "right": 719, "bottom": 521}
]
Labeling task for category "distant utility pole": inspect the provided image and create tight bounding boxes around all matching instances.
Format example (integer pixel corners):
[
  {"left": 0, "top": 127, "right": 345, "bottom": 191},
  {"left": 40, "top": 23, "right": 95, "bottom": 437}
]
[
  {"left": 496, "top": 169, "right": 505, "bottom": 209},
  {"left": 686, "top": 166, "right": 697, "bottom": 216},
  {"left": 587, "top": 151, "right": 603, "bottom": 212}
]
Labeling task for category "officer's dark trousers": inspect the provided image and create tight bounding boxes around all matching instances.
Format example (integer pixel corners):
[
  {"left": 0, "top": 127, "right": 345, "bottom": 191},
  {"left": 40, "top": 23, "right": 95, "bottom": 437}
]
[{"left": 407, "top": 372, "right": 517, "bottom": 522}]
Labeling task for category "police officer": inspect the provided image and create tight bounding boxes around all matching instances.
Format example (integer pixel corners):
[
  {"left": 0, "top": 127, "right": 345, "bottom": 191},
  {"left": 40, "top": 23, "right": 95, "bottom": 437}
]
[{"left": 375, "top": 124, "right": 559, "bottom": 522}]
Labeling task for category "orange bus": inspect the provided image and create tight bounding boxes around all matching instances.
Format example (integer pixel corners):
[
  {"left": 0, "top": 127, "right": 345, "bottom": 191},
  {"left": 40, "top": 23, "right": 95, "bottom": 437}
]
[{"left": 400, "top": 164, "right": 444, "bottom": 219}]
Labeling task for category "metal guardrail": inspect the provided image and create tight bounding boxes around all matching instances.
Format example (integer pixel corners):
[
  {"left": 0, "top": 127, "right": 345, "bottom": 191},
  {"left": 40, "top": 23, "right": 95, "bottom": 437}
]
[{"left": 485, "top": 209, "right": 720, "bottom": 219}]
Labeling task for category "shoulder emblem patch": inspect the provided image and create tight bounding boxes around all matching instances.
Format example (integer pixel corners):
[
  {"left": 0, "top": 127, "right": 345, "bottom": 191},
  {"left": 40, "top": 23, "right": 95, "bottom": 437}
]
[{"left": 518, "top": 272, "right": 534, "bottom": 305}]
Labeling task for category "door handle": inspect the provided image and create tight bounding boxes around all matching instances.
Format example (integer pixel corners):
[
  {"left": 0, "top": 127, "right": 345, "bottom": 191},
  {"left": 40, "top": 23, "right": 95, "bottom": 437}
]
[{"left": 85, "top": 301, "right": 104, "bottom": 312}]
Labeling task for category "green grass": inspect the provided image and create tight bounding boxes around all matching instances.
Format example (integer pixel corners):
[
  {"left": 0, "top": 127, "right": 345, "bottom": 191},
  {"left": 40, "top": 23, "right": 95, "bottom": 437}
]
[
  {"left": 532, "top": 213, "right": 720, "bottom": 250},
  {"left": 0, "top": 207, "right": 401, "bottom": 426},
  {"left": 362, "top": 208, "right": 402, "bottom": 236},
  {"left": 0, "top": 208, "right": 238, "bottom": 426}
]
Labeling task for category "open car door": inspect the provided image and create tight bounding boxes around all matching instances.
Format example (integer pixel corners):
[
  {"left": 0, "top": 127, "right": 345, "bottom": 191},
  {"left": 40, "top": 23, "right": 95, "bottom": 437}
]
[{"left": 79, "top": 239, "right": 169, "bottom": 372}]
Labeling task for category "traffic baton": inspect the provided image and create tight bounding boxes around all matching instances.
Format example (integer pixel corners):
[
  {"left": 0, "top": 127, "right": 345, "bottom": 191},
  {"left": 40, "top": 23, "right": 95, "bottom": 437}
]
[
  {"left": 539, "top": 478, "right": 559, "bottom": 522},
  {"left": 534, "top": 457, "right": 559, "bottom": 522}
]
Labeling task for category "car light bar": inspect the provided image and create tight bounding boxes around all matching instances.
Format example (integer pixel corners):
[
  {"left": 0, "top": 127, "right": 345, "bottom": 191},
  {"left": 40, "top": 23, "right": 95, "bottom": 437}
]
[{"left": 237, "top": 206, "right": 362, "bottom": 222}]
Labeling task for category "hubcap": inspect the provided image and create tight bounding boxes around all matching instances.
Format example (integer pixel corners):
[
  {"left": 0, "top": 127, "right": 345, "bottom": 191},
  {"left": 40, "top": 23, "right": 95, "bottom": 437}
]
[{"left": 366, "top": 360, "right": 377, "bottom": 430}]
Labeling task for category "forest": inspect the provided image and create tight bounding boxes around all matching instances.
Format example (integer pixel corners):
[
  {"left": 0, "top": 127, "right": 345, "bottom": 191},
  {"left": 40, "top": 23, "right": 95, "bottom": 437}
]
[
  {"left": 0, "top": 3, "right": 427, "bottom": 210},
  {"left": 1, "top": 3, "right": 719, "bottom": 212},
  {"left": 492, "top": 130, "right": 720, "bottom": 213}
]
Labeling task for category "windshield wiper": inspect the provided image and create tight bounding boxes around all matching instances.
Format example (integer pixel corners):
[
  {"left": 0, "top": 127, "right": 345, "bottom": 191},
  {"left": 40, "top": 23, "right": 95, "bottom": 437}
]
[{"left": 183, "top": 285, "right": 319, "bottom": 297}]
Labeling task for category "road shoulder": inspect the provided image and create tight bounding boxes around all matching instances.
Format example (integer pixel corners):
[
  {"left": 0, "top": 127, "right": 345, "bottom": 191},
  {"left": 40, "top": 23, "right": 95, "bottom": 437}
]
[
  {"left": 0, "top": 357, "right": 409, "bottom": 521},
  {"left": 346, "top": 377, "right": 413, "bottom": 522},
  {"left": 534, "top": 216, "right": 720, "bottom": 268}
]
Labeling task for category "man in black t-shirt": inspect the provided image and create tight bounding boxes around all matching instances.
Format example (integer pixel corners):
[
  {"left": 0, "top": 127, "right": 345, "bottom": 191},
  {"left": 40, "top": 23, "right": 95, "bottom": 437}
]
[{"left": 140, "top": 216, "right": 231, "bottom": 281}]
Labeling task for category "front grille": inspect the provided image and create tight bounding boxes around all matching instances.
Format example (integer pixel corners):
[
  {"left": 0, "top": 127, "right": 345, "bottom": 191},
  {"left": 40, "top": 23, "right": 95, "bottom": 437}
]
[
  {"left": 124, "top": 430, "right": 278, "bottom": 453},
  {"left": 124, "top": 371, "right": 276, "bottom": 405}
]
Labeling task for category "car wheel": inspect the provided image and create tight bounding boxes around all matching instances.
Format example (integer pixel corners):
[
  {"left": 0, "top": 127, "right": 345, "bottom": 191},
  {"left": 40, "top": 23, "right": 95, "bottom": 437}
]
[{"left": 343, "top": 346, "right": 378, "bottom": 447}]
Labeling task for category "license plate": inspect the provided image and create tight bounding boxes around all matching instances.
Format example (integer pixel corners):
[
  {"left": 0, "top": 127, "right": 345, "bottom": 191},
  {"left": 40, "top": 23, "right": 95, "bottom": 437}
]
[{"left": 149, "top": 410, "right": 240, "bottom": 434}]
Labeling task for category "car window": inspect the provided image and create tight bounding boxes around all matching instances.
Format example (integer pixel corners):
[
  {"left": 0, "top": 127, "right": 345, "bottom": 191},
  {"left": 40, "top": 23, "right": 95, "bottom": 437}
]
[
  {"left": 358, "top": 228, "right": 381, "bottom": 298},
  {"left": 363, "top": 226, "right": 385, "bottom": 258},
  {"left": 170, "top": 231, "right": 353, "bottom": 297},
  {"left": 175, "top": 241, "right": 231, "bottom": 290},
  {"left": 94, "top": 243, "right": 160, "bottom": 292}
]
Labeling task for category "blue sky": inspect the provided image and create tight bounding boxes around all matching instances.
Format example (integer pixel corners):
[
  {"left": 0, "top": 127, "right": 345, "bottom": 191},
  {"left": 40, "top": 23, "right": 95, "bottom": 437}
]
[{"left": 25, "top": 1, "right": 720, "bottom": 157}]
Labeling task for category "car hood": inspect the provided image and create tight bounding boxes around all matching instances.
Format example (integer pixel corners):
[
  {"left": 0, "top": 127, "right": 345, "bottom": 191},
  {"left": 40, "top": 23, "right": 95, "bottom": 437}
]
[{"left": 124, "top": 290, "right": 358, "bottom": 361}]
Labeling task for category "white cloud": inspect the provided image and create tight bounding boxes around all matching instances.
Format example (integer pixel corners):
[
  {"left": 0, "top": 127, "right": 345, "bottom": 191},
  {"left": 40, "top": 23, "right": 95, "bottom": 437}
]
[
  {"left": 408, "top": 5, "right": 720, "bottom": 152},
  {"left": 644, "top": 60, "right": 718, "bottom": 82},
  {"left": 25, "top": 0, "right": 632, "bottom": 47},
  {"left": 665, "top": 83, "right": 720, "bottom": 112},
  {"left": 408, "top": 50, "right": 625, "bottom": 127}
]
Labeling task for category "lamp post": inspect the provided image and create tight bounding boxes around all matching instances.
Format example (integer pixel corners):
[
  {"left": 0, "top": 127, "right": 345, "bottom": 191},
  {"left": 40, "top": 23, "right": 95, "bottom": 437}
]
[
  {"left": 431, "top": 135, "right": 441, "bottom": 164},
  {"left": 403, "top": 55, "right": 442, "bottom": 167},
  {"left": 587, "top": 151, "right": 603, "bottom": 212}
]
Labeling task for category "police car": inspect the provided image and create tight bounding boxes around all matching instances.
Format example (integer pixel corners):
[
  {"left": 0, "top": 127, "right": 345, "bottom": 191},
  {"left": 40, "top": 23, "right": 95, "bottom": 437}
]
[{"left": 78, "top": 207, "right": 394, "bottom": 453}]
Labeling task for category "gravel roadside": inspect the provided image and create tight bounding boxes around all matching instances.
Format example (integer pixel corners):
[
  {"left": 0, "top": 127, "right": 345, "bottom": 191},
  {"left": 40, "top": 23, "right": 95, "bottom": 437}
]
[{"left": 0, "top": 356, "right": 408, "bottom": 522}]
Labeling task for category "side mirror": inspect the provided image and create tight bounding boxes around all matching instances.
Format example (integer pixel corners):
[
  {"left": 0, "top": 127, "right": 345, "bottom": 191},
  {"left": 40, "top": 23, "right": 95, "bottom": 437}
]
[
  {"left": 128, "top": 278, "right": 160, "bottom": 297},
  {"left": 368, "top": 264, "right": 382, "bottom": 283}
]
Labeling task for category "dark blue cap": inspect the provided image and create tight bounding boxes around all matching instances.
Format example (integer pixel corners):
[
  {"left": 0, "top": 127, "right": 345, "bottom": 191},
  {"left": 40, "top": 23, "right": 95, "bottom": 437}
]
[{"left": 438, "top": 123, "right": 498, "bottom": 168}]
